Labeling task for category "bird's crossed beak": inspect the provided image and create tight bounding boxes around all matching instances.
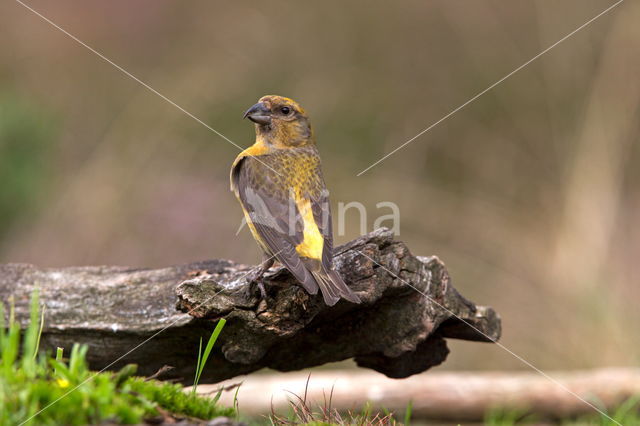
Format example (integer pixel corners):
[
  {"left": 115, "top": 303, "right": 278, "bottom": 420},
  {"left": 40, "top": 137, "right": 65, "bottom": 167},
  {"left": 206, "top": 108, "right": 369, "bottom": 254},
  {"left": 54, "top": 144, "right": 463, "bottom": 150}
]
[{"left": 243, "top": 102, "right": 271, "bottom": 125}]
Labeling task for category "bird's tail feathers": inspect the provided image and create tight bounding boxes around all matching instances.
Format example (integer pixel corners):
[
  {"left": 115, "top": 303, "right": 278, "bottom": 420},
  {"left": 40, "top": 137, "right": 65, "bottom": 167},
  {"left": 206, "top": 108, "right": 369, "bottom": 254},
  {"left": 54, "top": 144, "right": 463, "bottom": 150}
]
[{"left": 311, "top": 268, "right": 361, "bottom": 306}]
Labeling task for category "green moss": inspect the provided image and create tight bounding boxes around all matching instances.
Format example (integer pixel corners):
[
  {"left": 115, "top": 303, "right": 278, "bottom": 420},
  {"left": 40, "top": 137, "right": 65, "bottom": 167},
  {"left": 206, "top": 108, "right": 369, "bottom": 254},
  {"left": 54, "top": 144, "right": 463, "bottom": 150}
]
[{"left": 128, "top": 377, "right": 233, "bottom": 420}]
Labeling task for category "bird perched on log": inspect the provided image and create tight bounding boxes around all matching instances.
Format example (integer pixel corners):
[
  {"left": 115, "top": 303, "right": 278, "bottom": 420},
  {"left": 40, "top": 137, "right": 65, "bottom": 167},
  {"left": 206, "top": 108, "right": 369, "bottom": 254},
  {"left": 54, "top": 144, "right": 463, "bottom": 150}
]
[{"left": 230, "top": 95, "right": 360, "bottom": 306}]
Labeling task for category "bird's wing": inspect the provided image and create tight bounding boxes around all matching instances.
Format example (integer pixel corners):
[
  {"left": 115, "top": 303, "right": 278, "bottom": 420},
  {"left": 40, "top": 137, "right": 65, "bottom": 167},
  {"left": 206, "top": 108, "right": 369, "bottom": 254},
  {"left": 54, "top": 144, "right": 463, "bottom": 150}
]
[
  {"left": 233, "top": 155, "right": 319, "bottom": 295},
  {"left": 309, "top": 183, "right": 334, "bottom": 271},
  {"left": 307, "top": 174, "right": 361, "bottom": 305}
]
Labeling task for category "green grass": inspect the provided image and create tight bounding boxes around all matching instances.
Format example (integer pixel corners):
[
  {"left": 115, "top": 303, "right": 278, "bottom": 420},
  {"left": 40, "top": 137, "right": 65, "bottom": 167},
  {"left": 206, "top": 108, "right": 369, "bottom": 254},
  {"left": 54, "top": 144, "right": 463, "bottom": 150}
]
[
  {"left": 403, "top": 400, "right": 412, "bottom": 426},
  {"left": 0, "top": 291, "right": 234, "bottom": 425},
  {"left": 192, "top": 318, "right": 226, "bottom": 395},
  {"left": 267, "top": 379, "right": 405, "bottom": 425},
  {"left": 562, "top": 395, "right": 640, "bottom": 426},
  {"left": 484, "top": 407, "right": 534, "bottom": 426},
  {"left": 484, "top": 397, "right": 640, "bottom": 426}
]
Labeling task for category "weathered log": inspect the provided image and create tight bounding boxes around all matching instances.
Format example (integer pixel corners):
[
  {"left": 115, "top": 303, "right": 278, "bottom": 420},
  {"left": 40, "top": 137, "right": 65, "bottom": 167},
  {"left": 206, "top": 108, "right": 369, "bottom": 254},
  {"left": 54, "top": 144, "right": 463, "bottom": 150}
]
[
  {"left": 0, "top": 228, "right": 500, "bottom": 384},
  {"left": 199, "top": 368, "right": 640, "bottom": 421}
]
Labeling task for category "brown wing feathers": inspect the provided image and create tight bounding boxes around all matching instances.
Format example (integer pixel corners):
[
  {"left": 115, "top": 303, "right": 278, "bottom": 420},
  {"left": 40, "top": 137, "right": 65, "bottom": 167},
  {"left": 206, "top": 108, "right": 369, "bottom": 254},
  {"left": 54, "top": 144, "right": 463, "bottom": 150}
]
[{"left": 234, "top": 152, "right": 359, "bottom": 305}]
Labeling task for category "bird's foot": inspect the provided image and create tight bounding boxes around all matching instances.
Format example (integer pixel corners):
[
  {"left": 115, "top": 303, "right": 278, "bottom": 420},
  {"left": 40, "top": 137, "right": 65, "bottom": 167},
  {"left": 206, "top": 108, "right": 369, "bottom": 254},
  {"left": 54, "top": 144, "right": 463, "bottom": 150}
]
[
  {"left": 244, "top": 257, "right": 275, "bottom": 300},
  {"left": 245, "top": 266, "right": 263, "bottom": 284},
  {"left": 256, "top": 281, "right": 267, "bottom": 299},
  {"left": 245, "top": 267, "right": 268, "bottom": 300}
]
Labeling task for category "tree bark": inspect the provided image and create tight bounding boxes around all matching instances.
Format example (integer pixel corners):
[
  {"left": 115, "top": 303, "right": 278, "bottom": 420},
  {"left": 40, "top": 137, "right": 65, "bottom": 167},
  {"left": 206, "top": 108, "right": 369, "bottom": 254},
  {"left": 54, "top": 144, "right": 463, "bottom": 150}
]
[{"left": 0, "top": 228, "right": 500, "bottom": 384}]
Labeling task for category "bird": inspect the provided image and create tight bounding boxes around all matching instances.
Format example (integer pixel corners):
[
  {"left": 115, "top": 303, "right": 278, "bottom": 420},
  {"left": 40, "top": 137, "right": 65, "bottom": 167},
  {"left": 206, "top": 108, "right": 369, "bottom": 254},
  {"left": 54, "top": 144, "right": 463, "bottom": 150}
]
[{"left": 230, "top": 95, "right": 361, "bottom": 306}]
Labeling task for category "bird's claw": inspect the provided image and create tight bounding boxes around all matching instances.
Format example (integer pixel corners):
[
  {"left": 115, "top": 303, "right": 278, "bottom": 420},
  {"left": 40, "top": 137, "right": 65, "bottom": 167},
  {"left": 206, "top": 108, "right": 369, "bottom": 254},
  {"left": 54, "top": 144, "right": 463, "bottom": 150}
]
[
  {"left": 256, "top": 281, "right": 267, "bottom": 299},
  {"left": 246, "top": 267, "right": 268, "bottom": 300}
]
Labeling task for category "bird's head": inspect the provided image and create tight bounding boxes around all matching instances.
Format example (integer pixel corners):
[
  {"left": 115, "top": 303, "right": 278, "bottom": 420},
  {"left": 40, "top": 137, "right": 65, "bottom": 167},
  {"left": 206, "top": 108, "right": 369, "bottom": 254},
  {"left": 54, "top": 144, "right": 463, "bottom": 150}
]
[{"left": 243, "top": 95, "right": 314, "bottom": 148}]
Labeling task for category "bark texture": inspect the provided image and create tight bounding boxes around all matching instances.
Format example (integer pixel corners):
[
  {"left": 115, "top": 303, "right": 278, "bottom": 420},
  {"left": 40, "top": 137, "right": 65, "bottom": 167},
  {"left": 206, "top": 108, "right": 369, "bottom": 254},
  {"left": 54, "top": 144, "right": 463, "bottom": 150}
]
[{"left": 0, "top": 228, "right": 500, "bottom": 384}]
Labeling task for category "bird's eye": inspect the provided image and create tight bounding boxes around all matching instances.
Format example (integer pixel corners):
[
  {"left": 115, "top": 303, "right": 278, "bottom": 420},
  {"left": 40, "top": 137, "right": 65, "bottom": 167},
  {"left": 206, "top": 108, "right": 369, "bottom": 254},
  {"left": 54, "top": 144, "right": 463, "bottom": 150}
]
[{"left": 280, "top": 106, "right": 291, "bottom": 115}]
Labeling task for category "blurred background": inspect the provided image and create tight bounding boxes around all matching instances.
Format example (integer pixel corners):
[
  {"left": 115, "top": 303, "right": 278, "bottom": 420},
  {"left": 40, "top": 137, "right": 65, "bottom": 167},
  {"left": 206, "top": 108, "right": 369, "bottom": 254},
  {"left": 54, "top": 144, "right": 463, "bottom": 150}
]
[{"left": 0, "top": 0, "right": 638, "bottom": 376}]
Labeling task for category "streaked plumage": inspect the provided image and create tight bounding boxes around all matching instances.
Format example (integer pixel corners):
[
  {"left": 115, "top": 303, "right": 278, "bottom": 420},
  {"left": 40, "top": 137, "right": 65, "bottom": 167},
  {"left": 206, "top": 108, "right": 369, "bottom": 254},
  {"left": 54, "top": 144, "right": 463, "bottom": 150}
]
[{"left": 230, "top": 95, "right": 360, "bottom": 306}]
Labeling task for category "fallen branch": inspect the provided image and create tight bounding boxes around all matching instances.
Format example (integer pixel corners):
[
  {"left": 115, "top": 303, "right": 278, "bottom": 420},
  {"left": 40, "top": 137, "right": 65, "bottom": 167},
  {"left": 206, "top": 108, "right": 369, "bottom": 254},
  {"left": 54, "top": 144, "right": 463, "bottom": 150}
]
[
  {"left": 199, "top": 368, "right": 640, "bottom": 421},
  {"left": 0, "top": 228, "right": 500, "bottom": 383}
]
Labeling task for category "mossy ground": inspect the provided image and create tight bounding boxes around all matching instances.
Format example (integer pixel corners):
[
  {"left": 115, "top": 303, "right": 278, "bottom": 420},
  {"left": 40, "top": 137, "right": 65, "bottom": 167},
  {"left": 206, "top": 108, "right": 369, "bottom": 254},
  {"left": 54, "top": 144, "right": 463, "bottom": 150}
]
[{"left": 0, "top": 292, "right": 234, "bottom": 425}]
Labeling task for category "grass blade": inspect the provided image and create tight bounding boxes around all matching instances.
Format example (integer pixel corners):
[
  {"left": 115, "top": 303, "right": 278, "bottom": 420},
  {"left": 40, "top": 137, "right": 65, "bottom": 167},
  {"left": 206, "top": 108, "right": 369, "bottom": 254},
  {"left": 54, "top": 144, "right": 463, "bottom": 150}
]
[
  {"left": 404, "top": 400, "right": 412, "bottom": 426},
  {"left": 32, "top": 303, "right": 46, "bottom": 360},
  {"left": 192, "top": 337, "right": 203, "bottom": 393},
  {"left": 192, "top": 318, "right": 226, "bottom": 394}
]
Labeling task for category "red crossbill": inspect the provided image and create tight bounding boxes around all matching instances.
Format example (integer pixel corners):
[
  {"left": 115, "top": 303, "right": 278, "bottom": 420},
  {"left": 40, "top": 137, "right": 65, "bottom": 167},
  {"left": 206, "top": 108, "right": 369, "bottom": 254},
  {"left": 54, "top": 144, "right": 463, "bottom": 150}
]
[{"left": 230, "top": 95, "right": 360, "bottom": 306}]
